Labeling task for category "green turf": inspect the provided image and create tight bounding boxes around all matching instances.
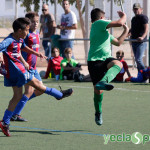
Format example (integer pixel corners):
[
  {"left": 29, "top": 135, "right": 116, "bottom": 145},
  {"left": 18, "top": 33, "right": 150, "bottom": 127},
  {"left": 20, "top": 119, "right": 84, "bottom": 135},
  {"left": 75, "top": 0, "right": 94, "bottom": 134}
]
[{"left": 0, "top": 77, "right": 150, "bottom": 150}]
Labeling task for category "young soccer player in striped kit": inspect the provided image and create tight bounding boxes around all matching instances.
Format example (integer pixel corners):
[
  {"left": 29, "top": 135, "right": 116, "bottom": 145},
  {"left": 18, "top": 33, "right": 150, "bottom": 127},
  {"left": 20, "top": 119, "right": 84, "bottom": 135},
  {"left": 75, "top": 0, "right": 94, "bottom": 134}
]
[
  {"left": 0, "top": 17, "right": 72, "bottom": 137},
  {"left": 10, "top": 12, "right": 73, "bottom": 122}
]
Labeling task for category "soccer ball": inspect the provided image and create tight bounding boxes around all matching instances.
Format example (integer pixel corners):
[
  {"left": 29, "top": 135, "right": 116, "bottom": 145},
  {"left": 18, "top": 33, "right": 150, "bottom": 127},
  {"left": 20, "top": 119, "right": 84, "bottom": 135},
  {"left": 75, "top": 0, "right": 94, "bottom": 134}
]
[{"left": 39, "top": 70, "right": 46, "bottom": 78}]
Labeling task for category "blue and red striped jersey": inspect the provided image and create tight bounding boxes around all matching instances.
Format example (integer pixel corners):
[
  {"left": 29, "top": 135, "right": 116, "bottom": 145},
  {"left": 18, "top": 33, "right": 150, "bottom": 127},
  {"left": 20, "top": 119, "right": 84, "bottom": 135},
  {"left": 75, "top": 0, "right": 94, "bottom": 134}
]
[
  {"left": 0, "top": 33, "right": 26, "bottom": 78},
  {"left": 22, "top": 30, "right": 40, "bottom": 70}
]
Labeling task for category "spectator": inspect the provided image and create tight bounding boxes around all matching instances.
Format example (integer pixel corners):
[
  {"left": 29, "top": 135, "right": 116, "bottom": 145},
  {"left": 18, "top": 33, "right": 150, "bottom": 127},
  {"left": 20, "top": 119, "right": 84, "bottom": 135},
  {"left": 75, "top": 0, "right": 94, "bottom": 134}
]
[
  {"left": 129, "top": 3, "right": 149, "bottom": 71},
  {"left": 40, "top": 4, "right": 56, "bottom": 59},
  {"left": 125, "top": 67, "right": 150, "bottom": 83},
  {"left": 57, "top": 0, "right": 77, "bottom": 59},
  {"left": 44, "top": 47, "right": 63, "bottom": 80},
  {"left": 60, "top": 48, "right": 81, "bottom": 80},
  {"left": 114, "top": 50, "right": 131, "bottom": 82}
]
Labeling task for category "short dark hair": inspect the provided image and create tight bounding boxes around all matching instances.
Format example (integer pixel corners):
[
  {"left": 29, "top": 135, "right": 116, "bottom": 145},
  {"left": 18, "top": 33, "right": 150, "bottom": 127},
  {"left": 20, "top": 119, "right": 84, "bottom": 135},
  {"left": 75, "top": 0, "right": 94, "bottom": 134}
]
[
  {"left": 91, "top": 8, "right": 105, "bottom": 23},
  {"left": 116, "top": 50, "right": 124, "bottom": 57},
  {"left": 51, "top": 47, "right": 60, "bottom": 53},
  {"left": 63, "top": 0, "right": 70, "bottom": 4},
  {"left": 25, "top": 12, "right": 39, "bottom": 20},
  {"left": 64, "top": 47, "right": 72, "bottom": 54},
  {"left": 12, "top": 17, "right": 31, "bottom": 32}
]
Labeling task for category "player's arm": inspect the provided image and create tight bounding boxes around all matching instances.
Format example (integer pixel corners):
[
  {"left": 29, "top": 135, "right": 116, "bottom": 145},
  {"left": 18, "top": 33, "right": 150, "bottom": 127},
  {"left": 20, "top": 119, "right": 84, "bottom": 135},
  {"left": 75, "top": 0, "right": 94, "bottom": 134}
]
[
  {"left": 111, "top": 24, "right": 129, "bottom": 46},
  {"left": 107, "top": 11, "right": 126, "bottom": 28},
  {"left": 22, "top": 46, "right": 47, "bottom": 59},
  {"left": 0, "top": 38, "right": 12, "bottom": 52},
  {"left": 137, "top": 24, "right": 149, "bottom": 42}
]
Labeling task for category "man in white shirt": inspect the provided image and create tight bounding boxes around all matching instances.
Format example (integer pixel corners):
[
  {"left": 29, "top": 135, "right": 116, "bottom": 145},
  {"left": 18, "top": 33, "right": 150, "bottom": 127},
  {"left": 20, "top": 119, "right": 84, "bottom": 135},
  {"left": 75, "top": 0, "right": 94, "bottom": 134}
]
[{"left": 57, "top": 0, "right": 77, "bottom": 59}]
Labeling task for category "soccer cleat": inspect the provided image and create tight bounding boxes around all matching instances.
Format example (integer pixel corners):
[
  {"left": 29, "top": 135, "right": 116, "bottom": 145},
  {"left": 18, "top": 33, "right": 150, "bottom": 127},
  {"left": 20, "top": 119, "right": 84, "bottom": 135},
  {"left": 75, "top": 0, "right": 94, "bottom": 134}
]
[
  {"left": 56, "top": 88, "right": 73, "bottom": 100},
  {"left": 10, "top": 115, "right": 28, "bottom": 122},
  {"left": 0, "top": 120, "right": 11, "bottom": 136},
  {"left": 95, "top": 81, "right": 114, "bottom": 91},
  {"left": 95, "top": 112, "right": 103, "bottom": 126}
]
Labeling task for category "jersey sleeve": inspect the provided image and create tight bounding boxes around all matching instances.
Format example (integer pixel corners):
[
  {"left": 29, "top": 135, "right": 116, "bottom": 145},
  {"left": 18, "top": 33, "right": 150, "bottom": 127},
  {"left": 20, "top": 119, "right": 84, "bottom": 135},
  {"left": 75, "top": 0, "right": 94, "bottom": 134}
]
[
  {"left": 61, "top": 59, "right": 67, "bottom": 67},
  {"left": 72, "top": 59, "right": 78, "bottom": 67},
  {"left": 21, "top": 40, "right": 27, "bottom": 49},
  {"left": 109, "top": 34, "right": 115, "bottom": 42},
  {"left": 0, "top": 38, "right": 13, "bottom": 52},
  {"left": 142, "top": 15, "right": 148, "bottom": 24},
  {"left": 72, "top": 11, "right": 77, "bottom": 24}
]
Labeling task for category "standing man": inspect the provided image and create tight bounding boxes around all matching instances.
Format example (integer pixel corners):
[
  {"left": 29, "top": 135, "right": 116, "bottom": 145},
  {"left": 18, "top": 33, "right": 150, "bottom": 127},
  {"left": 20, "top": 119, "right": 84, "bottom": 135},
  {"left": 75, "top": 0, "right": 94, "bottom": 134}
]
[
  {"left": 40, "top": 4, "right": 56, "bottom": 60},
  {"left": 57, "top": 0, "right": 77, "bottom": 59},
  {"left": 130, "top": 3, "right": 149, "bottom": 71}
]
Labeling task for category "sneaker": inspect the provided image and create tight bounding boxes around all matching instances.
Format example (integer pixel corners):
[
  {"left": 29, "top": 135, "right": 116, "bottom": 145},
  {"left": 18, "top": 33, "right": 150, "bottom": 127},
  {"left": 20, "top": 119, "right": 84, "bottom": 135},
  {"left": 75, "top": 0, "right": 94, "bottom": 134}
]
[
  {"left": 95, "top": 81, "right": 114, "bottom": 91},
  {"left": 56, "top": 88, "right": 73, "bottom": 100},
  {"left": 0, "top": 120, "right": 11, "bottom": 136},
  {"left": 95, "top": 112, "right": 103, "bottom": 126},
  {"left": 10, "top": 115, "right": 28, "bottom": 122}
]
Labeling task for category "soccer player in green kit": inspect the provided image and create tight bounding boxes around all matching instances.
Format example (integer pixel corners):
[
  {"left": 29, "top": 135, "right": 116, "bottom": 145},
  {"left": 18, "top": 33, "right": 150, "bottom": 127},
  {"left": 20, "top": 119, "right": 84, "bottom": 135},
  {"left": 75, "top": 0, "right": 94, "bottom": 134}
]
[{"left": 88, "top": 8, "right": 129, "bottom": 125}]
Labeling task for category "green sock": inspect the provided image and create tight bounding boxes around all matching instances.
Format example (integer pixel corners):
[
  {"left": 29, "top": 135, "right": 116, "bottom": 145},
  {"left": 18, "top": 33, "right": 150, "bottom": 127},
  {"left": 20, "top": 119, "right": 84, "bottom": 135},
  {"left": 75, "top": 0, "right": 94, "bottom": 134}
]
[
  {"left": 101, "top": 65, "right": 121, "bottom": 83},
  {"left": 94, "top": 93, "right": 103, "bottom": 113}
]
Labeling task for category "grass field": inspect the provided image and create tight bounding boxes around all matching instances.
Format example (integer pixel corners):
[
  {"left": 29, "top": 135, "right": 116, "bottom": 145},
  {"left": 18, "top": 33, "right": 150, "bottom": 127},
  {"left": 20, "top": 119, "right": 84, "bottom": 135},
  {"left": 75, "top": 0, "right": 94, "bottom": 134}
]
[{"left": 0, "top": 77, "right": 150, "bottom": 150}]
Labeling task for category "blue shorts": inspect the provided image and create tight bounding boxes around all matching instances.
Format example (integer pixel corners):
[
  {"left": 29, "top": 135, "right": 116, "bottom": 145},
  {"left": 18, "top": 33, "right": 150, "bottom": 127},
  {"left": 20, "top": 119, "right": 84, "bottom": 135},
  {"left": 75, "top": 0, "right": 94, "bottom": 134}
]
[
  {"left": 32, "top": 69, "right": 42, "bottom": 81},
  {"left": 4, "top": 69, "right": 34, "bottom": 87}
]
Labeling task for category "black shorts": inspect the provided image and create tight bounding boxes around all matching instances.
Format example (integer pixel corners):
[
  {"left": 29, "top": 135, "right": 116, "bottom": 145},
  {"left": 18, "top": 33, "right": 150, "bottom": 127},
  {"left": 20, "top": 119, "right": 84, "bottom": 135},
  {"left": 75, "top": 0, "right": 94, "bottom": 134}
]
[{"left": 88, "top": 57, "right": 116, "bottom": 85}]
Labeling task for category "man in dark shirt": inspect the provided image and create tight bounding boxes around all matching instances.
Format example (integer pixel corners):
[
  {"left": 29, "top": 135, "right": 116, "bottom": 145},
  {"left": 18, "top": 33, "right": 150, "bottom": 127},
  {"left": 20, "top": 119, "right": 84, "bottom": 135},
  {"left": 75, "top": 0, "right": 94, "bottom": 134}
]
[{"left": 130, "top": 3, "right": 149, "bottom": 71}]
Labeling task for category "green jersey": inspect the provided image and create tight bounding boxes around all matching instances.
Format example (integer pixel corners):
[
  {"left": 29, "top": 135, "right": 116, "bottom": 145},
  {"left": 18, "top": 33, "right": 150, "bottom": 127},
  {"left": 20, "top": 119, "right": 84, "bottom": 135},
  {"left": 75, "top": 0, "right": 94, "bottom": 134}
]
[
  {"left": 60, "top": 58, "right": 78, "bottom": 80},
  {"left": 88, "top": 19, "right": 115, "bottom": 61}
]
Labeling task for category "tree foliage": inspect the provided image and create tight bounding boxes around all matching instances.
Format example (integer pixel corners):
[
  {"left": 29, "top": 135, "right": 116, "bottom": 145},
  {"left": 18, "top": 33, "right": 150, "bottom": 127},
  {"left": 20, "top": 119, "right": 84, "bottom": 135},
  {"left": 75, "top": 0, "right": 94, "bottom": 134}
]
[{"left": 18, "top": 0, "right": 94, "bottom": 13}]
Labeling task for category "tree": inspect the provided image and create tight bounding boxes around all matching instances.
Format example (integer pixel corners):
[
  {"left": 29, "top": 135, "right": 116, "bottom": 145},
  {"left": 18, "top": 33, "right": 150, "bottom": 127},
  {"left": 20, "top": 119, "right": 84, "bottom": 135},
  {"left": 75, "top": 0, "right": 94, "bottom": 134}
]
[{"left": 107, "top": 0, "right": 124, "bottom": 5}]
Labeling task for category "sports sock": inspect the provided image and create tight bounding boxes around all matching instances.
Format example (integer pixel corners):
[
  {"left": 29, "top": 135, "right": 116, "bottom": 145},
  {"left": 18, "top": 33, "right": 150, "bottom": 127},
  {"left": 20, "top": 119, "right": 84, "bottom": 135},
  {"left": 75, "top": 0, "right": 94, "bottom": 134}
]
[
  {"left": 28, "top": 93, "right": 36, "bottom": 101},
  {"left": 101, "top": 65, "right": 121, "bottom": 83},
  {"left": 94, "top": 93, "right": 103, "bottom": 113},
  {"left": 44, "top": 87, "right": 63, "bottom": 99},
  {"left": 3, "top": 109, "right": 13, "bottom": 125},
  {"left": 13, "top": 94, "right": 29, "bottom": 116}
]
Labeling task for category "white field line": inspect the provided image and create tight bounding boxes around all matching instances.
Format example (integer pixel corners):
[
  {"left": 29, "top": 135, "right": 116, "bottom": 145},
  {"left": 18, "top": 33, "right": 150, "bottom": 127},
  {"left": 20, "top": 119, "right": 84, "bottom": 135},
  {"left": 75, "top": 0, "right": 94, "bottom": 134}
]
[{"left": 49, "top": 84, "right": 150, "bottom": 93}]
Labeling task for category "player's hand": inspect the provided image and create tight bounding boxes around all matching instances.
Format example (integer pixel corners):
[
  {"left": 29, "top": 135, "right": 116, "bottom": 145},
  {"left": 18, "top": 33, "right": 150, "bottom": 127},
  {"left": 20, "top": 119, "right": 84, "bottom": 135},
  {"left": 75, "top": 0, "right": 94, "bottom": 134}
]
[
  {"left": 137, "top": 37, "right": 144, "bottom": 42},
  {"left": 117, "top": 11, "right": 126, "bottom": 18},
  {"left": 37, "top": 52, "right": 47, "bottom": 60},
  {"left": 57, "top": 25, "right": 65, "bottom": 30},
  {"left": 24, "top": 62, "right": 29, "bottom": 71}
]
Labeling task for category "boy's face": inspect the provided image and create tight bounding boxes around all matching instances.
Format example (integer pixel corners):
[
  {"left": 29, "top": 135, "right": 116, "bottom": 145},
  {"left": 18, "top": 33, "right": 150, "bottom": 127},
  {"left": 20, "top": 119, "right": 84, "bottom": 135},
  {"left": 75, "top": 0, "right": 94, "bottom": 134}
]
[
  {"left": 19, "top": 25, "right": 30, "bottom": 39},
  {"left": 63, "top": 1, "right": 70, "bottom": 11},
  {"left": 52, "top": 48, "right": 60, "bottom": 57},
  {"left": 65, "top": 52, "right": 72, "bottom": 60},
  {"left": 30, "top": 16, "right": 39, "bottom": 32}
]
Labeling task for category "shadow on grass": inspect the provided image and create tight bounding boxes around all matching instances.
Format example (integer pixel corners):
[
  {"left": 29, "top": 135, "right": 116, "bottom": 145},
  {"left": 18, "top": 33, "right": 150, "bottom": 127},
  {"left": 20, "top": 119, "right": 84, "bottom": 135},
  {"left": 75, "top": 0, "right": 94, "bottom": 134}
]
[
  {"left": 10, "top": 129, "right": 58, "bottom": 135},
  {"left": 7, "top": 129, "right": 90, "bottom": 136}
]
